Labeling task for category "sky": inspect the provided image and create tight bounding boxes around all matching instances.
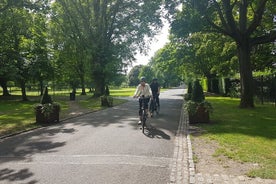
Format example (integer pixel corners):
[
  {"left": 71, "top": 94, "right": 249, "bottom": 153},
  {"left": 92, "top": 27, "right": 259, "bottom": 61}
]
[{"left": 131, "top": 21, "right": 170, "bottom": 68}]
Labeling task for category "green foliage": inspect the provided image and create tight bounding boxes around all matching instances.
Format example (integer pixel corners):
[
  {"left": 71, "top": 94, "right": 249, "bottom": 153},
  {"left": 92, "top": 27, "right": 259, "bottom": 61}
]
[
  {"left": 51, "top": 0, "right": 166, "bottom": 96},
  {"left": 191, "top": 80, "right": 205, "bottom": 103},
  {"left": 201, "top": 78, "right": 208, "bottom": 92},
  {"left": 138, "top": 65, "right": 155, "bottom": 83},
  {"left": 100, "top": 95, "right": 113, "bottom": 107},
  {"left": 184, "top": 100, "right": 213, "bottom": 115},
  {"left": 35, "top": 86, "right": 61, "bottom": 119},
  {"left": 34, "top": 102, "right": 61, "bottom": 117},
  {"left": 149, "top": 43, "right": 182, "bottom": 87},
  {"left": 0, "top": 0, "right": 51, "bottom": 100},
  {"left": 184, "top": 82, "right": 193, "bottom": 101},
  {"left": 169, "top": 0, "right": 276, "bottom": 108},
  {"left": 128, "top": 65, "right": 143, "bottom": 86},
  {"left": 184, "top": 80, "right": 213, "bottom": 116},
  {"left": 40, "top": 86, "right": 52, "bottom": 104},
  {"left": 187, "top": 82, "right": 193, "bottom": 93},
  {"left": 105, "top": 85, "right": 110, "bottom": 96},
  {"left": 184, "top": 93, "right": 192, "bottom": 101}
]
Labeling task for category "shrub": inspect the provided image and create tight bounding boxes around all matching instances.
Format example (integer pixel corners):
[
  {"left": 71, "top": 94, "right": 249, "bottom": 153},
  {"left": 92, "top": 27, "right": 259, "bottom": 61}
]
[
  {"left": 34, "top": 86, "right": 61, "bottom": 123},
  {"left": 40, "top": 86, "right": 52, "bottom": 104},
  {"left": 184, "top": 80, "right": 213, "bottom": 123},
  {"left": 187, "top": 82, "right": 193, "bottom": 94},
  {"left": 184, "top": 100, "right": 213, "bottom": 115},
  {"left": 105, "top": 85, "right": 110, "bottom": 96},
  {"left": 191, "top": 80, "right": 205, "bottom": 103}
]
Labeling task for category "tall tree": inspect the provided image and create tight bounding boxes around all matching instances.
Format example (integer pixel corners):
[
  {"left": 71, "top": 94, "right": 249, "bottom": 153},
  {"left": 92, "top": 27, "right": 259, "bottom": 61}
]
[
  {"left": 0, "top": 0, "right": 50, "bottom": 98},
  {"left": 50, "top": 0, "right": 92, "bottom": 95},
  {"left": 150, "top": 44, "right": 182, "bottom": 87},
  {"left": 28, "top": 11, "right": 54, "bottom": 96},
  {"left": 169, "top": 0, "right": 276, "bottom": 108},
  {"left": 51, "top": 0, "right": 166, "bottom": 96},
  {"left": 128, "top": 65, "right": 143, "bottom": 86},
  {"left": 139, "top": 65, "right": 154, "bottom": 82},
  {"left": 0, "top": 7, "right": 33, "bottom": 100}
]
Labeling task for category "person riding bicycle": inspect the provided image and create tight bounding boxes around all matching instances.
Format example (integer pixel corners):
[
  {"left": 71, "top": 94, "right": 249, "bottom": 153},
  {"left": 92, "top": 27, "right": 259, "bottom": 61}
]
[
  {"left": 150, "top": 78, "right": 160, "bottom": 115},
  {"left": 133, "top": 77, "right": 152, "bottom": 125}
]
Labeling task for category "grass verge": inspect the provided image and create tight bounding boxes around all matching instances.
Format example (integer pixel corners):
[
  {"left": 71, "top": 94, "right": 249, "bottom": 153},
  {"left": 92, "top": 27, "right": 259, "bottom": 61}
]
[
  {"left": 196, "top": 96, "right": 276, "bottom": 179},
  {"left": 0, "top": 88, "right": 136, "bottom": 137}
]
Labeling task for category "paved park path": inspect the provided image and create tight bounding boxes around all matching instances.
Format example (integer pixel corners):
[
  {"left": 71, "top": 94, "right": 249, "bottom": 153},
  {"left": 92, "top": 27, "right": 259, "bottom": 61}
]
[{"left": 0, "top": 88, "right": 187, "bottom": 184}]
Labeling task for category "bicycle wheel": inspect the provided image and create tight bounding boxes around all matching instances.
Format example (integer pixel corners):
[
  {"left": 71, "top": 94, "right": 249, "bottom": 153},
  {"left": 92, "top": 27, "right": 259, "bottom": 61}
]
[
  {"left": 142, "top": 110, "right": 146, "bottom": 133},
  {"left": 149, "top": 100, "right": 154, "bottom": 115},
  {"left": 156, "top": 102, "right": 160, "bottom": 114},
  {"left": 151, "top": 99, "right": 156, "bottom": 117}
]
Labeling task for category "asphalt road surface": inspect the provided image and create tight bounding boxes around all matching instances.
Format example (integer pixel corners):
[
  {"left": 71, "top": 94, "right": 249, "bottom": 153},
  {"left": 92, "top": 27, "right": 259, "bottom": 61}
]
[{"left": 0, "top": 88, "right": 185, "bottom": 184}]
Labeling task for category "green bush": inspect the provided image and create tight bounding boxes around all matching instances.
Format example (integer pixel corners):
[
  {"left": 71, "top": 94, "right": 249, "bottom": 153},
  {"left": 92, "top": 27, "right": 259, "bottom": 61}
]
[
  {"left": 184, "top": 100, "right": 213, "bottom": 115},
  {"left": 184, "top": 82, "right": 193, "bottom": 101},
  {"left": 40, "top": 86, "right": 52, "bottom": 104},
  {"left": 105, "top": 85, "right": 110, "bottom": 96},
  {"left": 191, "top": 80, "right": 205, "bottom": 103},
  {"left": 187, "top": 82, "right": 193, "bottom": 94}
]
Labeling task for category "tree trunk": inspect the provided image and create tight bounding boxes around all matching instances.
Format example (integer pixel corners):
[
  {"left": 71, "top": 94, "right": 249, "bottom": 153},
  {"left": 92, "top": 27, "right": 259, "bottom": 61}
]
[
  {"left": 81, "top": 87, "right": 86, "bottom": 95},
  {"left": 207, "top": 77, "right": 212, "bottom": 93},
  {"left": 20, "top": 80, "right": 28, "bottom": 101},
  {"left": 39, "top": 80, "right": 43, "bottom": 96},
  {"left": 94, "top": 79, "right": 105, "bottom": 97},
  {"left": 72, "top": 87, "right": 76, "bottom": 94},
  {"left": 237, "top": 40, "right": 254, "bottom": 108},
  {"left": 80, "top": 76, "right": 86, "bottom": 95},
  {"left": 93, "top": 71, "right": 105, "bottom": 97},
  {"left": 0, "top": 78, "right": 10, "bottom": 96}
]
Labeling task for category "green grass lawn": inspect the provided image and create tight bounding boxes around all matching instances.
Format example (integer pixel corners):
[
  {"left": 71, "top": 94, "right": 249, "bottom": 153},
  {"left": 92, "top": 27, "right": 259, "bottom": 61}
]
[
  {"left": 196, "top": 96, "right": 276, "bottom": 179},
  {"left": 0, "top": 88, "right": 136, "bottom": 137}
]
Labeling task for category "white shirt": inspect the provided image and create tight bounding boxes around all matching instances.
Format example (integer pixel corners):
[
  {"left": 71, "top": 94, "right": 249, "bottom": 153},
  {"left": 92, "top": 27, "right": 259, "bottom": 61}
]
[{"left": 134, "top": 83, "right": 152, "bottom": 98}]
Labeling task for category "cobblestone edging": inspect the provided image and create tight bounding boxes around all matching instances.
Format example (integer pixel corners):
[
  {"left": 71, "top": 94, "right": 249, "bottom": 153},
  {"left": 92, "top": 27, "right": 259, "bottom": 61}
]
[
  {"left": 169, "top": 105, "right": 190, "bottom": 184},
  {"left": 183, "top": 108, "right": 196, "bottom": 184}
]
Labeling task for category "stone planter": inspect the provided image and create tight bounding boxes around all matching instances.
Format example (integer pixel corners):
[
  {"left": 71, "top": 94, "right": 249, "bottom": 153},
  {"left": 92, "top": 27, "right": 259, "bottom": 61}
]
[
  {"left": 35, "top": 104, "right": 60, "bottom": 124},
  {"left": 188, "top": 106, "right": 210, "bottom": 123},
  {"left": 101, "top": 96, "right": 113, "bottom": 107}
]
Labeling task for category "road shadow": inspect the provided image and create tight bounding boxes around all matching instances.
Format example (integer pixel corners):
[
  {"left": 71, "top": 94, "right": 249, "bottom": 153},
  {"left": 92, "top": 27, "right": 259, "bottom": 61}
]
[
  {"left": 0, "top": 125, "right": 76, "bottom": 183},
  {"left": 0, "top": 124, "right": 76, "bottom": 160},
  {"left": 0, "top": 168, "right": 38, "bottom": 184},
  {"left": 144, "top": 127, "right": 171, "bottom": 140}
]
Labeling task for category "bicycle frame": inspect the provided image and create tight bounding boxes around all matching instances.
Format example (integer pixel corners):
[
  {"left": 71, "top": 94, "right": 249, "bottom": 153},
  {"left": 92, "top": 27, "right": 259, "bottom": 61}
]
[{"left": 139, "top": 96, "right": 148, "bottom": 133}]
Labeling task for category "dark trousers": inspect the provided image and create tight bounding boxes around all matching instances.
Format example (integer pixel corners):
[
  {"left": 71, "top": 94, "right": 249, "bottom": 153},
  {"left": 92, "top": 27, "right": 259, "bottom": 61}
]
[
  {"left": 152, "top": 93, "right": 159, "bottom": 106},
  {"left": 139, "top": 97, "right": 150, "bottom": 116}
]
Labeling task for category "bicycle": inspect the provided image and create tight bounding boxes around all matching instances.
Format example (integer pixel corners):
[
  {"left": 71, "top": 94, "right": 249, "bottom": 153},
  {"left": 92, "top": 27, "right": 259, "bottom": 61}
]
[
  {"left": 150, "top": 94, "right": 160, "bottom": 117},
  {"left": 139, "top": 95, "right": 149, "bottom": 133}
]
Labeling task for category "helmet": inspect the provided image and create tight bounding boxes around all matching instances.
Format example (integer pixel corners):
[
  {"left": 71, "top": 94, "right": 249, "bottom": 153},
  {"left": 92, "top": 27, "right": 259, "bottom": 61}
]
[
  {"left": 153, "top": 78, "right": 158, "bottom": 81},
  {"left": 140, "top": 76, "right": 146, "bottom": 82}
]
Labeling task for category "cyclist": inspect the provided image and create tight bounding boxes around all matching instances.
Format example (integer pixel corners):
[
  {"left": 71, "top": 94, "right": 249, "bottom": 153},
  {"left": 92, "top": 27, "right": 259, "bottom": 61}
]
[
  {"left": 133, "top": 77, "right": 152, "bottom": 125},
  {"left": 150, "top": 78, "right": 160, "bottom": 116}
]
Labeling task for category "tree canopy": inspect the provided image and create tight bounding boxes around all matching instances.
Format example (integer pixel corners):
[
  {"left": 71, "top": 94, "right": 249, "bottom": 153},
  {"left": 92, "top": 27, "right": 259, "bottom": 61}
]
[
  {"left": 1, "top": 0, "right": 172, "bottom": 98},
  {"left": 170, "top": 0, "right": 276, "bottom": 108},
  {"left": 50, "top": 0, "right": 166, "bottom": 96}
]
